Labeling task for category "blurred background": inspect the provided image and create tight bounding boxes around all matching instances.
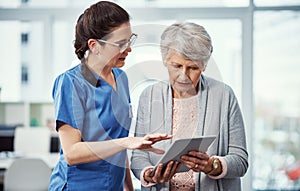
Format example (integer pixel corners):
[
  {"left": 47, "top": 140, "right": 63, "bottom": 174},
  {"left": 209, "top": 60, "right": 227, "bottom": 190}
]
[{"left": 0, "top": 0, "right": 300, "bottom": 190}]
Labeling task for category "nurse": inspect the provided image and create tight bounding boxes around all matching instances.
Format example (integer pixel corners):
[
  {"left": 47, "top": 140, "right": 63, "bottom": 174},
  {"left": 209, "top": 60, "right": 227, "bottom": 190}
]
[{"left": 48, "top": 1, "right": 171, "bottom": 191}]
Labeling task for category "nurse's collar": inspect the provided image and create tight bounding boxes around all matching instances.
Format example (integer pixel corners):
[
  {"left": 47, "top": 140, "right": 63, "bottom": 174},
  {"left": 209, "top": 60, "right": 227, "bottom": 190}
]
[{"left": 81, "top": 63, "right": 101, "bottom": 87}]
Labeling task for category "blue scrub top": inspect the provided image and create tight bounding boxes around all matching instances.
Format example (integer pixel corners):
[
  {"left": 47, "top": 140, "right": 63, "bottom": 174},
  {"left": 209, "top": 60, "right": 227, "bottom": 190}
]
[{"left": 48, "top": 64, "right": 132, "bottom": 191}]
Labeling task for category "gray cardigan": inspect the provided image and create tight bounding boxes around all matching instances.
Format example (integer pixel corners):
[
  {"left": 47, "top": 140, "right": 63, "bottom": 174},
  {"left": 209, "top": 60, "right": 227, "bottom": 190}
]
[{"left": 130, "top": 75, "right": 248, "bottom": 191}]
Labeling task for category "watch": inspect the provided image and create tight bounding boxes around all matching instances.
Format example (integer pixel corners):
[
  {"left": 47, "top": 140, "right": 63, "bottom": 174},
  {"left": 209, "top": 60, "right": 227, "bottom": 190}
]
[
  {"left": 207, "top": 158, "right": 219, "bottom": 175},
  {"left": 212, "top": 159, "right": 219, "bottom": 170}
]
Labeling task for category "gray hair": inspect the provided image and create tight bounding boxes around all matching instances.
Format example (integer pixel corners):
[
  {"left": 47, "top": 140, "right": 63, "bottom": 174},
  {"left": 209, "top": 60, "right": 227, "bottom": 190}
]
[{"left": 160, "top": 22, "right": 213, "bottom": 68}]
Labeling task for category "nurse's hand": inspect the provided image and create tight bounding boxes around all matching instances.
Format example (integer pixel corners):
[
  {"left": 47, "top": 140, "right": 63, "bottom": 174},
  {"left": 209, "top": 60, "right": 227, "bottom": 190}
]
[
  {"left": 144, "top": 161, "right": 180, "bottom": 183},
  {"left": 125, "top": 133, "right": 172, "bottom": 154}
]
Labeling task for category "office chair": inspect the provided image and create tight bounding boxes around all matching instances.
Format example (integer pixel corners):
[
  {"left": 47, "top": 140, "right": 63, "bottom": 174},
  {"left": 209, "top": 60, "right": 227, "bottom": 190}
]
[{"left": 4, "top": 158, "right": 52, "bottom": 191}]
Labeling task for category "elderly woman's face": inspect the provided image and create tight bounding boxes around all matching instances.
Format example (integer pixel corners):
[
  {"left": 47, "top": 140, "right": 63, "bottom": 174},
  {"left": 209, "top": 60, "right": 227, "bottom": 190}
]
[{"left": 165, "top": 50, "right": 203, "bottom": 98}]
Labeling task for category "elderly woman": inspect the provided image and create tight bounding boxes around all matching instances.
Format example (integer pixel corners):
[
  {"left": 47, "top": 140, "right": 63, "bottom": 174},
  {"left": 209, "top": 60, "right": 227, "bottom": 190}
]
[{"left": 130, "top": 22, "right": 248, "bottom": 191}]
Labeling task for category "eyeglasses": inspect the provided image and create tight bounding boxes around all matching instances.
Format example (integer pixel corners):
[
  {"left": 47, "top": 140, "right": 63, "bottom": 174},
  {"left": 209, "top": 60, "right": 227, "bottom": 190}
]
[{"left": 97, "top": 33, "right": 137, "bottom": 53}]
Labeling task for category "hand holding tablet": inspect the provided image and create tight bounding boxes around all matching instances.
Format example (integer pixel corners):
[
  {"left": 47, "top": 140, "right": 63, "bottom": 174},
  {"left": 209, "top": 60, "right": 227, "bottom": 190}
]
[{"left": 150, "top": 135, "right": 216, "bottom": 176}]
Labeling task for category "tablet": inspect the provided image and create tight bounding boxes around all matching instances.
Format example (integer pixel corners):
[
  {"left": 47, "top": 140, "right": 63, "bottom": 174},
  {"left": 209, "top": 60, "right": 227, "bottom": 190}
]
[{"left": 150, "top": 135, "right": 216, "bottom": 176}]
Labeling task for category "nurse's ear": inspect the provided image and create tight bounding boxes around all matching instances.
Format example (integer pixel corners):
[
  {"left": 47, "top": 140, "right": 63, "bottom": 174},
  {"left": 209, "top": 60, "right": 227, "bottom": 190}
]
[{"left": 87, "top": 39, "right": 100, "bottom": 55}]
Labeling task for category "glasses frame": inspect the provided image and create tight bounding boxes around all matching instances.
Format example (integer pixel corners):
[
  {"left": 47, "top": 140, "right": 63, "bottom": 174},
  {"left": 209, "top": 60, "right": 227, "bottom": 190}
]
[{"left": 97, "top": 33, "right": 137, "bottom": 53}]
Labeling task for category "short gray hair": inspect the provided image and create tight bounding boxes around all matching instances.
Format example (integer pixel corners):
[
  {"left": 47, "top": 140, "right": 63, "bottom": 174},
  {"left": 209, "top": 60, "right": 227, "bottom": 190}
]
[{"left": 160, "top": 22, "right": 213, "bottom": 68}]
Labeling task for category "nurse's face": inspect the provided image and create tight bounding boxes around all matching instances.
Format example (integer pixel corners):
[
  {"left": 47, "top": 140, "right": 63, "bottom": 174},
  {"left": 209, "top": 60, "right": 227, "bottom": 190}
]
[
  {"left": 165, "top": 50, "right": 203, "bottom": 98},
  {"left": 98, "top": 22, "right": 134, "bottom": 68}
]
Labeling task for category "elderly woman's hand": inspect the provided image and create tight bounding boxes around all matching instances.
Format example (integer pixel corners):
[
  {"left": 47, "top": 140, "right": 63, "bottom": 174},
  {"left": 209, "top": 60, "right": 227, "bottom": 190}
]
[
  {"left": 180, "top": 151, "right": 210, "bottom": 172},
  {"left": 143, "top": 161, "right": 180, "bottom": 184}
]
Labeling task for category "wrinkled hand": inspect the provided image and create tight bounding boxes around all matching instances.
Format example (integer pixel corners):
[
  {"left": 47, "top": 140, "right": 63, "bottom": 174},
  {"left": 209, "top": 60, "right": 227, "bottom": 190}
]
[
  {"left": 144, "top": 161, "right": 180, "bottom": 184},
  {"left": 126, "top": 133, "right": 172, "bottom": 154},
  {"left": 180, "top": 151, "right": 210, "bottom": 172}
]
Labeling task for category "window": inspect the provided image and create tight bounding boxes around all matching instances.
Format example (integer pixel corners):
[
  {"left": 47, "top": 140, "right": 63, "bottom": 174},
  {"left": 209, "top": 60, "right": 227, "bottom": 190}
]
[
  {"left": 126, "top": 19, "right": 242, "bottom": 111},
  {"left": 253, "top": 11, "right": 300, "bottom": 190}
]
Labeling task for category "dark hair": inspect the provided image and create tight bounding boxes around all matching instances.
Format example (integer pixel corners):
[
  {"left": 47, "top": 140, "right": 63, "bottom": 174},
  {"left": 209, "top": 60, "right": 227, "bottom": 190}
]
[{"left": 74, "top": 1, "right": 130, "bottom": 60}]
